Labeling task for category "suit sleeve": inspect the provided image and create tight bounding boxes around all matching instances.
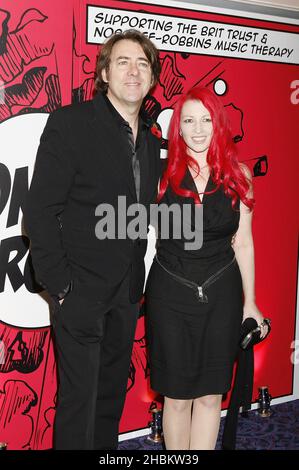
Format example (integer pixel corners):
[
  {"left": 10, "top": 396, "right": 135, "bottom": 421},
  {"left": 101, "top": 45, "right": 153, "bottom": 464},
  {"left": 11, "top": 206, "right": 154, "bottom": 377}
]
[{"left": 23, "top": 110, "right": 75, "bottom": 297}]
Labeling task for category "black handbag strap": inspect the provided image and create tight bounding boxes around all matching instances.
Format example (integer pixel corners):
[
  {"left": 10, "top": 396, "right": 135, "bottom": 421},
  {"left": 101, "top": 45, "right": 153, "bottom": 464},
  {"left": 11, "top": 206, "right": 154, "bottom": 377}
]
[{"left": 221, "top": 348, "right": 254, "bottom": 450}]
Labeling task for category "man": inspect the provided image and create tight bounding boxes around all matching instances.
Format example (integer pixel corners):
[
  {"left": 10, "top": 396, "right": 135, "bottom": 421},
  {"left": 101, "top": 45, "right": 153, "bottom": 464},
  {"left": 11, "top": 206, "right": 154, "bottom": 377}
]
[{"left": 24, "top": 30, "right": 161, "bottom": 450}]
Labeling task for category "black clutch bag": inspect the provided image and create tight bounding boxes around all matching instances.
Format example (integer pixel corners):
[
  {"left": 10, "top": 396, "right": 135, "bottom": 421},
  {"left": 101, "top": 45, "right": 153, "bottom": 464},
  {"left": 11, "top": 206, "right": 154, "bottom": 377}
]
[{"left": 239, "top": 317, "right": 271, "bottom": 350}]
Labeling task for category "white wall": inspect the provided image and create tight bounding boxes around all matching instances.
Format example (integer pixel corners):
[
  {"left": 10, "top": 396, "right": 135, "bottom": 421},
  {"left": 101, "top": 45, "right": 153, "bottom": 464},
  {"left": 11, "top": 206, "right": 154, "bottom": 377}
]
[
  {"left": 229, "top": 0, "right": 299, "bottom": 11},
  {"left": 170, "top": 0, "right": 299, "bottom": 17}
]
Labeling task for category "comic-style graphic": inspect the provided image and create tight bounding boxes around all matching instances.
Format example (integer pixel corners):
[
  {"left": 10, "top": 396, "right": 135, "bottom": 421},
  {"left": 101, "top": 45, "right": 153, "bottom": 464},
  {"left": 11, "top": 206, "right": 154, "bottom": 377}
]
[
  {"left": 0, "top": 325, "right": 56, "bottom": 449},
  {"left": 0, "top": 0, "right": 298, "bottom": 449},
  {"left": 0, "top": 7, "right": 59, "bottom": 122}
]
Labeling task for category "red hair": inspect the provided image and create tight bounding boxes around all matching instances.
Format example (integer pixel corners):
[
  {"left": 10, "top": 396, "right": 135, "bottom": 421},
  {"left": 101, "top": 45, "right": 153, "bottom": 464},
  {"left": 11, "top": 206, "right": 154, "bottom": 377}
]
[{"left": 158, "top": 86, "right": 254, "bottom": 210}]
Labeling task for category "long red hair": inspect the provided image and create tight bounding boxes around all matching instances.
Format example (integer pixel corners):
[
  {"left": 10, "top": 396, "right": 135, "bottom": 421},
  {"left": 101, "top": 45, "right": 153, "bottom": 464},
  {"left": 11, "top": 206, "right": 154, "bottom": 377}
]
[{"left": 158, "top": 86, "right": 254, "bottom": 210}]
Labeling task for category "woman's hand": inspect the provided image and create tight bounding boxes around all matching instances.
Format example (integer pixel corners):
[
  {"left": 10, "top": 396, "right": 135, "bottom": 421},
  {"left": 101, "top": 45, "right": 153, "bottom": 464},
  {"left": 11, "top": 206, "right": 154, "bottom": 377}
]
[{"left": 242, "top": 301, "right": 269, "bottom": 339}]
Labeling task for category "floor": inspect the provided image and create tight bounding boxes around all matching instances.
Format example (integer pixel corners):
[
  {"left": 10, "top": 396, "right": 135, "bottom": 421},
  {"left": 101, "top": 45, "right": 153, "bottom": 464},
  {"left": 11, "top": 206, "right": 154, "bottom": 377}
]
[{"left": 118, "top": 399, "right": 299, "bottom": 450}]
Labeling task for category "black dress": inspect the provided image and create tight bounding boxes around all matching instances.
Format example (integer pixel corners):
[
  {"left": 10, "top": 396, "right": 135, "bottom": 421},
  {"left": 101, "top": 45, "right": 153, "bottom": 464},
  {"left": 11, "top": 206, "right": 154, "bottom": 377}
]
[{"left": 145, "top": 167, "right": 243, "bottom": 399}]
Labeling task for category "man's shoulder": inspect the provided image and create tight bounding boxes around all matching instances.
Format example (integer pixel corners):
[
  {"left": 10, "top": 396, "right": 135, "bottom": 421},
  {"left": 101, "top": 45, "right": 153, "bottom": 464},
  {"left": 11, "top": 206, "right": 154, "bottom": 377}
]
[{"left": 49, "top": 99, "right": 94, "bottom": 123}]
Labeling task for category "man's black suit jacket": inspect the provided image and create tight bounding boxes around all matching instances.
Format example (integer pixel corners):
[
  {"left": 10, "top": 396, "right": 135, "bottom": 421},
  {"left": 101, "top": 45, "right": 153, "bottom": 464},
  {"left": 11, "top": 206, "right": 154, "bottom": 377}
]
[{"left": 24, "top": 92, "right": 161, "bottom": 303}]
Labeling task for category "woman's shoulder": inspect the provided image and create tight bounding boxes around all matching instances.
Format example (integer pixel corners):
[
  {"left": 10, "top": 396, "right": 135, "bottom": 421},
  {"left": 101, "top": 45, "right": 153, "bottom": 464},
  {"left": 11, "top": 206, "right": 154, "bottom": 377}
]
[{"left": 238, "top": 162, "right": 252, "bottom": 180}]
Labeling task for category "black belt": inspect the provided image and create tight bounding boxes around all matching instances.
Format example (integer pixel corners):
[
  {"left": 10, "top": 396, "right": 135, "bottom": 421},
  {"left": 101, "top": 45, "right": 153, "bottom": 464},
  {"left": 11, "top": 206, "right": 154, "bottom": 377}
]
[{"left": 155, "top": 254, "right": 237, "bottom": 303}]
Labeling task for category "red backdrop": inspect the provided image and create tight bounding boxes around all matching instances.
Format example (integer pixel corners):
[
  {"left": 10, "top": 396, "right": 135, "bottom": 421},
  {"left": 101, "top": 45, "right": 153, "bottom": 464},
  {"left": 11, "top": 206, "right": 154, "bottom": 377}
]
[{"left": 0, "top": 0, "right": 298, "bottom": 449}]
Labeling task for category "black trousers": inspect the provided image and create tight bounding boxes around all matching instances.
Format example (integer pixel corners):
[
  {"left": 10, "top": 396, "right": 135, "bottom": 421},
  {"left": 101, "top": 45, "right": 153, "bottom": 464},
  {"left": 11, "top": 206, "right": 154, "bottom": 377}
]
[{"left": 51, "top": 270, "right": 139, "bottom": 450}]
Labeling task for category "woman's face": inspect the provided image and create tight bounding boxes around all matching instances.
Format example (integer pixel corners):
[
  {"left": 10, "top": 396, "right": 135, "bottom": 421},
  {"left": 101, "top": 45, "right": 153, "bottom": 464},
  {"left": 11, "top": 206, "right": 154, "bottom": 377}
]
[{"left": 180, "top": 99, "right": 213, "bottom": 158}]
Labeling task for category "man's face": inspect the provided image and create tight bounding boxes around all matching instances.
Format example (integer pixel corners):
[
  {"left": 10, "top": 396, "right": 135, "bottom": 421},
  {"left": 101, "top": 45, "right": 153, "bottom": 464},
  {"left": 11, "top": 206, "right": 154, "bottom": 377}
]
[{"left": 102, "top": 39, "right": 153, "bottom": 108}]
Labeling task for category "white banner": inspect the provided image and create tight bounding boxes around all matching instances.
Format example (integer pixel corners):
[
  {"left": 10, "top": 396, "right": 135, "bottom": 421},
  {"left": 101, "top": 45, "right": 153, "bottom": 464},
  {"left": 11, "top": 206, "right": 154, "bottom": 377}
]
[{"left": 87, "top": 6, "right": 299, "bottom": 64}]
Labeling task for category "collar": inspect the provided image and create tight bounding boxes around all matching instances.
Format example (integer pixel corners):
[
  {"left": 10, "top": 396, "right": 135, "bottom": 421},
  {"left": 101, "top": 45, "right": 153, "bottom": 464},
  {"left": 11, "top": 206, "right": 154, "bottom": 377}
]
[{"left": 102, "top": 92, "right": 150, "bottom": 130}]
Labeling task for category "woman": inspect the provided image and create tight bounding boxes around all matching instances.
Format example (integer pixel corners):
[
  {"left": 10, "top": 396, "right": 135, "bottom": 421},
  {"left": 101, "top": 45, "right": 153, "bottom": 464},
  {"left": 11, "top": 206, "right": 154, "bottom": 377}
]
[{"left": 145, "top": 86, "right": 268, "bottom": 450}]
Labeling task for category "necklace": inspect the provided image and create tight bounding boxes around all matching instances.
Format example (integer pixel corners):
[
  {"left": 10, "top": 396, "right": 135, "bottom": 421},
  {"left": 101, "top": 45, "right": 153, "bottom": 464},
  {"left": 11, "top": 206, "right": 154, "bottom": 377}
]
[{"left": 190, "top": 164, "right": 210, "bottom": 180}]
